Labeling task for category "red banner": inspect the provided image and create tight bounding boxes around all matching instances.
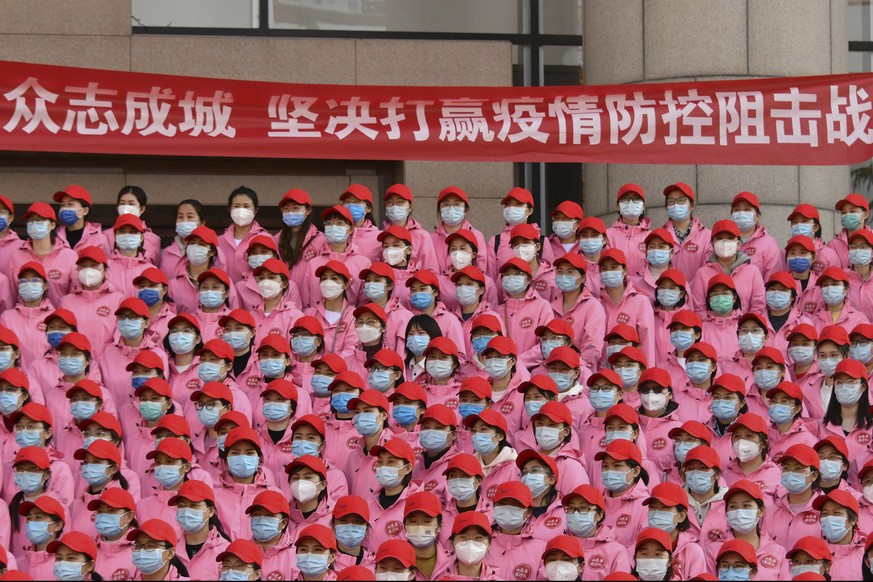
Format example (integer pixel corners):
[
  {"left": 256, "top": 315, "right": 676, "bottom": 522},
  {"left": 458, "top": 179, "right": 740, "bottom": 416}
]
[{"left": 1, "top": 59, "right": 873, "bottom": 165}]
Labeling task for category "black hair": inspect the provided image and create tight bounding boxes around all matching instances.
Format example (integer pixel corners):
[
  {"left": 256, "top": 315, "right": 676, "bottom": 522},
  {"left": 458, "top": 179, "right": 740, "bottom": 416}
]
[
  {"left": 162, "top": 327, "right": 204, "bottom": 356},
  {"left": 626, "top": 460, "right": 649, "bottom": 486},
  {"left": 229, "top": 186, "right": 259, "bottom": 209},
  {"left": 117, "top": 186, "right": 147, "bottom": 208},
  {"left": 404, "top": 315, "right": 443, "bottom": 366},
  {"left": 169, "top": 555, "right": 190, "bottom": 578},
  {"left": 176, "top": 199, "right": 205, "bottom": 223},
  {"left": 824, "top": 380, "right": 873, "bottom": 429},
  {"left": 278, "top": 206, "right": 314, "bottom": 268}
]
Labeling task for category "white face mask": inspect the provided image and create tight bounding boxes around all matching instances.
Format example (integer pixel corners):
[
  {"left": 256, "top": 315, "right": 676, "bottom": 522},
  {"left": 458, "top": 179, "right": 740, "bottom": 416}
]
[
  {"left": 864, "top": 484, "right": 873, "bottom": 503},
  {"left": 635, "top": 558, "right": 669, "bottom": 582},
  {"left": 450, "top": 250, "right": 473, "bottom": 270},
  {"left": 231, "top": 207, "right": 255, "bottom": 227},
  {"left": 618, "top": 200, "right": 644, "bottom": 219},
  {"left": 186, "top": 244, "right": 210, "bottom": 266},
  {"left": 117, "top": 204, "right": 140, "bottom": 216},
  {"left": 77, "top": 267, "right": 103, "bottom": 288},
  {"left": 713, "top": 239, "right": 738, "bottom": 259},
  {"left": 289, "top": 479, "right": 319, "bottom": 503},
  {"left": 503, "top": 206, "right": 527, "bottom": 226},
  {"left": 257, "top": 279, "right": 283, "bottom": 300},
  {"left": 512, "top": 243, "right": 537, "bottom": 262},
  {"left": 356, "top": 324, "right": 382, "bottom": 345},
  {"left": 383, "top": 247, "right": 407, "bottom": 266},
  {"left": 454, "top": 540, "right": 489, "bottom": 565},
  {"left": 545, "top": 560, "right": 579, "bottom": 582},
  {"left": 732, "top": 438, "right": 761, "bottom": 463},
  {"left": 319, "top": 279, "right": 344, "bottom": 300},
  {"left": 640, "top": 392, "right": 668, "bottom": 412}
]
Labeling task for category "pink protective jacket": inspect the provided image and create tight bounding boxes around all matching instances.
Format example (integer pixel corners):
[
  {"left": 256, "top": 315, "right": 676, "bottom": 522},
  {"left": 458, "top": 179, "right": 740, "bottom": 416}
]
[
  {"left": 599, "top": 282, "right": 657, "bottom": 365},
  {"left": 56, "top": 222, "right": 110, "bottom": 254},
  {"left": 105, "top": 225, "right": 162, "bottom": 265},
  {"left": 432, "top": 219, "right": 490, "bottom": 275},
  {"left": 606, "top": 217, "right": 650, "bottom": 276},
  {"left": 550, "top": 289, "right": 607, "bottom": 371},
  {"left": 58, "top": 282, "right": 124, "bottom": 356},
  {"left": 211, "top": 468, "right": 280, "bottom": 539},
  {"left": 740, "top": 225, "right": 782, "bottom": 280},
  {"left": 218, "top": 222, "right": 269, "bottom": 283},
  {"left": 662, "top": 218, "right": 713, "bottom": 277},
  {"left": 690, "top": 259, "right": 766, "bottom": 317},
  {"left": 0, "top": 300, "right": 53, "bottom": 368},
  {"left": 487, "top": 223, "right": 555, "bottom": 281},
  {"left": 9, "top": 240, "right": 79, "bottom": 306},
  {"left": 601, "top": 480, "right": 650, "bottom": 546},
  {"left": 383, "top": 216, "right": 439, "bottom": 273},
  {"left": 105, "top": 252, "right": 156, "bottom": 298},
  {"left": 575, "top": 526, "right": 633, "bottom": 581},
  {"left": 94, "top": 537, "right": 135, "bottom": 581},
  {"left": 497, "top": 288, "right": 555, "bottom": 355},
  {"left": 487, "top": 527, "right": 547, "bottom": 582},
  {"left": 297, "top": 242, "right": 372, "bottom": 309}
]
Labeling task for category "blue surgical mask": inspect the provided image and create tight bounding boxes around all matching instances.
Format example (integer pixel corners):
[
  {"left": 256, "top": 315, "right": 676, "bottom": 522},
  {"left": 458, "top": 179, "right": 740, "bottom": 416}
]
[
  {"left": 70, "top": 400, "right": 97, "bottom": 422},
  {"left": 0, "top": 216, "right": 7, "bottom": 231},
  {"left": 472, "top": 334, "right": 496, "bottom": 356},
  {"left": 297, "top": 553, "right": 330, "bottom": 577},
  {"left": 419, "top": 429, "right": 449, "bottom": 452},
  {"left": 176, "top": 507, "right": 206, "bottom": 533},
  {"left": 18, "top": 281, "right": 44, "bottom": 302},
  {"left": 540, "top": 339, "right": 564, "bottom": 359},
  {"left": 406, "top": 334, "right": 430, "bottom": 357},
  {"left": 685, "top": 361, "right": 711, "bottom": 384},
  {"left": 647, "top": 249, "right": 671, "bottom": 267},
  {"left": 26, "top": 520, "right": 52, "bottom": 546},
  {"left": 821, "top": 285, "right": 846, "bottom": 306},
  {"left": 132, "top": 548, "right": 166, "bottom": 575},
  {"left": 131, "top": 375, "right": 149, "bottom": 390},
  {"left": 787, "top": 257, "right": 811, "bottom": 273},
  {"left": 227, "top": 454, "right": 259, "bottom": 478},
  {"left": 521, "top": 472, "right": 549, "bottom": 498},
  {"left": 850, "top": 248, "right": 873, "bottom": 266},
  {"left": 731, "top": 211, "right": 756, "bottom": 231},
  {"left": 685, "top": 470, "right": 715, "bottom": 495},
  {"left": 789, "top": 346, "right": 816, "bottom": 365},
  {"left": 711, "top": 399, "right": 738, "bottom": 421},
  {"left": 199, "top": 290, "right": 225, "bottom": 309},
  {"left": 58, "top": 352, "right": 85, "bottom": 376},
  {"left": 251, "top": 515, "right": 282, "bottom": 542},
  {"left": 363, "top": 282, "right": 386, "bottom": 302},
  {"left": 368, "top": 370, "right": 394, "bottom": 392},
  {"left": 259, "top": 358, "right": 286, "bottom": 378},
  {"left": 282, "top": 212, "right": 306, "bottom": 227},
  {"left": 483, "top": 357, "right": 511, "bottom": 379},
  {"left": 524, "top": 400, "right": 546, "bottom": 418},
  {"left": 601, "top": 470, "right": 630, "bottom": 492},
  {"left": 324, "top": 225, "right": 349, "bottom": 245},
  {"left": 548, "top": 371, "right": 574, "bottom": 392},
  {"left": 589, "top": 388, "right": 617, "bottom": 412},
  {"left": 410, "top": 291, "right": 433, "bottom": 311},
  {"left": 719, "top": 566, "right": 751, "bottom": 582},
  {"left": 441, "top": 206, "right": 465, "bottom": 227},
  {"left": 59, "top": 208, "right": 80, "bottom": 227},
  {"left": 658, "top": 288, "right": 681, "bottom": 308},
  {"left": 117, "top": 318, "right": 144, "bottom": 340},
  {"left": 579, "top": 237, "right": 603, "bottom": 255},
  {"left": 842, "top": 212, "right": 863, "bottom": 231},
  {"left": 344, "top": 202, "right": 366, "bottom": 223},
  {"left": 95, "top": 512, "right": 126, "bottom": 539},
  {"left": 331, "top": 392, "right": 355, "bottom": 414},
  {"left": 311, "top": 374, "right": 333, "bottom": 396},
  {"left": 197, "top": 361, "right": 224, "bottom": 383},
  {"left": 223, "top": 331, "right": 250, "bottom": 353},
  {"left": 0, "top": 392, "right": 19, "bottom": 415},
  {"left": 14, "top": 429, "right": 43, "bottom": 448},
  {"left": 647, "top": 509, "right": 677, "bottom": 533},
  {"left": 53, "top": 561, "right": 84, "bottom": 581},
  {"left": 566, "top": 511, "right": 597, "bottom": 537},
  {"left": 26, "top": 221, "right": 50, "bottom": 241},
  {"left": 137, "top": 288, "right": 162, "bottom": 307},
  {"left": 472, "top": 432, "right": 498, "bottom": 456},
  {"left": 852, "top": 343, "right": 873, "bottom": 363},
  {"left": 666, "top": 203, "right": 690, "bottom": 222},
  {"left": 780, "top": 471, "right": 810, "bottom": 494},
  {"left": 790, "top": 223, "right": 815, "bottom": 238},
  {"left": 334, "top": 523, "right": 368, "bottom": 548},
  {"left": 502, "top": 274, "right": 527, "bottom": 296},
  {"left": 153, "top": 465, "right": 183, "bottom": 488},
  {"left": 14, "top": 471, "right": 44, "bottom": 494},
  {"left": 353, "top": 412, "right": 381, "bottom": 436},
  {"left": 459, "top": 403, "right": 485, "bottom": 420},
  {"left": 821, "top": 515, "right": 849, "bottom": 543},
  {"left": 138, "top": 401, "right": 165, "bottom": 422},
  {"left": 47, "top": 330, "right": 68, "bottom": 349},
  {"left": 168, "top": 332, "right": 196, "bottom": 355},
  {"left": 753, "top": 369, "right": 780, "bottom": 391},
  {"left": 291, "top": 336, "right": 318, "bottom": 357},
  {"left": 768, "top": 403, "right": 794, "bottom": 425},
  {"left": 616, "top": 366, "right": 640, "bottom": 388},
  {"left": 670, "top": 330, "right": 695, "bottom": 351},
  {"left": 392, "top": 404, "right": 419, "bottom": 426},
  {"left": 555, "top": 275, "right": 580, "bottom": 292},
  {"left": 673, "top": 442, "right": 696, "bottom": 465},
  {"left": 765, "top": 290, "right": 792, "bottom": 311},
  {"left": 291, "top": 439, "right": 320, "bottom": 458},
  {"left": 262, "top": 402, "right": 291, "bottom": 422},
  {"left": 600, "top": 270, "right": 624, "bottom": 289},
  {"left": 81, "top": 463, "right": 111, "bottom": 486},
  {"left": 197, "top": 407, "right": 221, "bottom": 428}
]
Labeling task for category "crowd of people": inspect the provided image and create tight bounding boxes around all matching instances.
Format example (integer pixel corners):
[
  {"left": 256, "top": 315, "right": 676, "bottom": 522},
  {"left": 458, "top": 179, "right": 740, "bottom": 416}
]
[{"left": 0, "top": 179, "right": 868, "bottom": 580}]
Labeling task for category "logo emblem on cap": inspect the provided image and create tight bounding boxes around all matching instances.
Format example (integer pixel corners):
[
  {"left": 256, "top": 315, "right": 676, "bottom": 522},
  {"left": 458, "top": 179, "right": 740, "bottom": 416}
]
[
  {"left": 520, "top": 317, "right": 533, "bottom": 329},
  {"left": 513, "top": 564, "right": 532, "bottom": 580},
  {"left": 97, "top": 306, "right": 110, "bottom": 317},
  {"left": 616, "top": 513, "right": 631, "bottom": 528}
]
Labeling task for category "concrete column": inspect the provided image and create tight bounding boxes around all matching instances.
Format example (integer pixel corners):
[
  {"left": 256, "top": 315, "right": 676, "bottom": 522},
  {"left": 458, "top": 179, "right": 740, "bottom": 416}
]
[{"left": 582, "top": 0, "right": 849, "bottom": 242}]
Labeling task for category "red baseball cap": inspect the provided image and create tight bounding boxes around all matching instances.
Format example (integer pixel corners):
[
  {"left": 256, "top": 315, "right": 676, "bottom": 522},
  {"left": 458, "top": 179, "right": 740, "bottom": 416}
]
[
  {"left": 253, "top": 257, "right": 290, "bottom": 280},
  {"left": 133, "top": 267, "right": 169, "bottom": 287},
  {"left": 47, "top": 531, "right": 97, "bottom": 561},
  {"left": 779, "top": 444, "right": 820, "bottom": 469},
  {"left": 594, "top": 440, "right": 642, "bottom": 464},
  {"left": 663, "top": 182, "right": 694, "bottom": 201},
  {"left": 256, "top": 334, "right": 291, "bottom": 356},
  {"left": 517, "top": 374, "right": 559, "bottom": 396},
  {"left": 438, "top": 186, "right": 469, "bottom": 205},
  {"left": 43, "top": 308, "right": 77, "bottom": 328},
  {"left": 656, "top": 268, "right": 687, "bottom": 288},
  {"left": 420, "top": 404, "right": 458, "bottom": 428},
  {"left": 667, "top": 310, "right": 702, "bottom": 330},
  {"left": 579, "top": 216, "right": 607, "bottom": 234},
  {"left": 223, "top": 427, "right": 261, "bottom": 451},
  {"left": 359, "top": 262, "right": 396, "bottom": 283},
  {"left": 291, "top": 315, "right": 324, "bottom": 337},
  {"left": 17, "top": 261, "right": 46, "bottom": 280},
  {"left": 53, "top": 185, "right": 91, "bottom": 205},
  {"left": 290, "top": 414, "right": 326, "bottom": 438},
  {"left": 785, "top": 235, "right": 815, "bottom": 253},
  {"left": 469, "top": 313, "right": 503, "bottom": 333},
  {"left": 643, "top": 482, "right": 688, "bottom": 509},
  {"left": 787, "top": 323, "right": 818, "bottom": 342},
  {"left": 341, "top": 184, "right": 373, "bottom": 204},
  {"left": 502, "top": 187, "right": 534, "bottom": 206},
  {"left": 605, "top": 323, "right": 640, "bottom": 343},
  {"left": 284, "top": 455, "right": 328, "bottom": 479},
  {"left": 683, "top": 445, "right": 722, "bottom": 469},
  {"left": 458, "top": 376, "right": 491, "bottom": 400},
  {"left": 377, "top": 225, "right": 412, "bottom": 245},
  {"left": 151, "top": 414, "right": 191, "bottom": 438},
  {"left": 531, "top": 401, "right": 573, "bottom": 428},
  {"left": 788, "top": 204, "right": 820, "bottom": 221},
  {"left": 77, "top": 411, "right": 121, "bottom": 435},
  {"left": 765, "top": 271, "right": 799, "bottom": 292},
  {"left": 197, "top": 268, "right": 231, "bottom": 288},
  {"left": 462, "top": 408, "right": 506, "bottom": 433},
  {"left": 442, "top": 453, "right": 484, "bottom": 478},
  {"left": 126, "top": 518, "right": 177, "bottom": 545},
  {"left": 280, "top": 188, "right": 311, "bottom": 207},
  {"left": 562, "top": 484, "right": 605, "bottom": 511},
  {"left": 604, "top": 403, "right": 639, "bottom": 425},
  {"left": 818, "top": 325, "right": 850, "bottom": 346},
  {"left": 817, "top": 267, "right": 849, "bottom": 284},
  {"left": 444, "top": 229, "right": 479, "bottom": 250},
  {"left": 750, "top": 346, "right": 785, "bottom": 367},
  {"left": 607, "top": 346, "right": 647, "bottom": 367},
  {"left": 13, "top": 446, "right": 49, "bottom": 470},
  {"left": 617, "top": 183, "right": 644, "bottom": 201},
  {"left": 835, "top": 358, "right": 868, "bottom": 379},
  {"left": 315, "top": 260, "right": 351, "bottom": 281},
  {"left": 353, "top": 302, "right": 387, "bottom": 322},
  {"left": 644, "top": 228, "right": 676, "bottom": 247},
  {"left": 711, "top": 219, "right": 740, "bottom": 238},
  {"left": 146, "top": 437, "right": 192, "bottom": 462},
  {"left": 786, "top": 536, "right": 832, "bottom": 561},
  {"left": 23, "top": 202, "right": 55, "bottom": 222},
  {"left": 403, "top": 491, "right": 442, "bottom": 519},
  {"left": 668, "top": 421, "right": 713, "bottom": 445},
  {"left": 452, "top": 511, "right": 492, "bottom": 537},
  {"left": 0, "top": 195, "right": 12, "bottom": 214},
  {"left": 598, "top": 248, "right": 627, "bottom": 266},
  {"left": 347, "top": 389, "right": 390, "bottom": 413},
  {"left": 216, "top": 539, "right": 263, "bottom": 568},
  {"left": 732, "top": 191, "right": 760, "bottom": 211},
  {"left": 198, "top": 338, "right": 235, "bottom": 361},
  {"left": 56, "top": 331, "right": 90, "bottom": 353},
  {"left": 728, "top": 413, "right": 768, "bottom": 435},
  {"left": 724, "top": 479, "right": 764, "bottom": 503},
  {"left": 635, "top": 527, "right": 672, "bottom": 551},
  {"left": 493, "top": 481, "right": 533, "bottom": 507},
  {"left": 706, "top": 272, "right": 736, "bottom": 292},
  {"left": 499, "top": 257, "right": 533, "bottom": 276},
  {"left": 134, "top": 377, "right": 173, "bottom": 399},
  {"left": 186, "top": 225, "right": 219, "bottom": 247},
  {"left": 115, "top": 297, "right": 150, "bottom": 319},
  {"left": 406, "top": 269, "right": 440, "bottom": 289},
  {"left": 552, "top": 252, "right": 587, "bottom": 273},
  {"left": 113, "top": 214, "right": 144, "bottom": 232},
  {"left": 638, "top": 367, "right": 671, "bottom": 389},
  {"left": 814, "top": 435, "right": 849, "bottom": 458},
  {"left": 450, "top": 265, "right": 486, "bottom": 285},
  {"left": 535, "top": 319, "right": 575, "bottom": 339},
  {"left": 190, "top": 381, "right": 233, "bottom": 405},
  {"left": 125, "top": 350, "right": 165, "bottom": 372},
  {"left": 516, "top": 449, "right": 560, "bottom": 480},
  {"left": 767, "top": 381, "right": 802, "bottom": 401},
  {"left": 716, "top": 539, "right": 757, "bottom": 566},
  {"left": 812, "top": 489, "right": 860, "bottom": 514},
  {"left": 246, "top": 234, "right": 279, "bottom": 255},
  {"left": 375, "top": 540, "right": 416, "bottom": 569},
  {"left": 424, "top": 337, "right": 459, "bottom": 358},
  {"left": 332, "top": 495, "right": 370, "bottom": 521},
  {"left": 337, "top": 566, "right": 374, "bottom": 581},
  {"left": 369, "top": 439, "right": 416, "bottom": 465},
  {"left": 551, "top": 200, "right": 583, "bottom": 220},
  {"left": 483, "top": 336, "right": 518, "bottom": 357},
  {"left": 542, "top": 534, "right": 585, "bottom": 560},
  {"left": 509, "top": 223, "right": 540, "bottom": 244},
  {"left": 19, "top": 495, "right": 64, "bottom": 519},
  {"left": 365, "top": 348, "right": 404, "bottom": 370},
  {"left": 261, "top": 378, "right": 298, "bottom": 403},
  {"left": 76, "top": 246, "right": 107, "bottom": 265},
  {"left": 849, "top": 229, "right": 873, "bottom": 246},
  {"left": 0, "top": 369, "right": 29, "bottom": 391},
  {"left": 388, "top": 382, "right": 428, "bottom": 406},
  {"left": 685, "top": 342, "right": 717, "bottom": 361},
  {"left": 13, "top": 402, "right": 52, "bottom": 426},
  {"left": 835, "top": 193, "right": 870, "bottom": 212},
  {"left": 74, "top": 439, "right": 121, "bottom": 465},
  {"left": 87, "top": 487, "right": 136, "bottom": 512},
  {"left": 385, "top": 183, "right": 413, "bottom": 202},
  {"left": 218, "top": 309, "right": 256, "bottom": 329},
  {"left": 295, "top": 524, "right": 337, "bottom": 551},
  {"left": 213, "top": 411, "right": 250, "bottom": 432},
  {"left": 545, "top": 346, "right": 580, "bottom": 369}
]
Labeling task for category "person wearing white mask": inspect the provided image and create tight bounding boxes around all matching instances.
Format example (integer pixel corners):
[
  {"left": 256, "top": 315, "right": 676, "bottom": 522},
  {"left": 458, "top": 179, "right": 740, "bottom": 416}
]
[
  {"left": 167, "top": 225, "right": 222, "bottom": 314},
  {"left": 545, "top": 201, "right": 584, "bottom": 261},
  {"left": 250, "top": 258, "right": 304, "bottom": 347},
  {"left": 159, "top": 199, "right": 212, "bottom": 276},
  {"left": 285, "top": 456, "right": 334, "bottom": 532},
  {"left": 765, "top": 381, "right": 818, "bottom": 464},
  {"left": 785, "top": 322, "right": 818, "bottom": 394},
  {"left": 431, "top": 186, "right": 489, "bottom": 276},
  {"left": 662, "top": 182, "right": 712, "bottom": 276},
  {"left": 705, "top": 374, "right": 748, "bottom": 461},
  {"left": 359, "top": 263, "right": 413, "bottom": 355},
  {"left": 850, "top": 322, "right": 873, "bottom": 380},
  {"left": 597, "top": 249, "right": 657, "bottom": 366},
  {"left": 377, "top": 225, "right": 417, "bottom": 306},
  {"left": 438, "top": 454, "right": 487, "bottom": 545},
  {"left": 542, "top": 348, "right": 589, "bottom": 418},
  {"left": 105, "top": 214, "right": 153, "bottom": 298},
  {"left": 104, "top": 185, "right": 161, "bottom": 264},
  {"left": 730, "top": 191, "right": 781, "bottom": 281},
  {"left": 1, "top": 261, "right": 54, "bottom": 368},
  {"left": 487, "top": 187, "right": 554, "bottom": 281},
  {"left": 636, "top": 369, "right": 683, "bottom": 477},
  {"left": 809, "top": 266, "right": 869, "bottom": 335},
  {"left": 690, "top": 220, "right": 766, "bottom": 317},
  {"left": 722, "top": 413, "right": 780, "bottom": 496},
  {"left": 344, "top": 390, "right": 393, "bottom": 498},
  {"left": 550, "top": 254, "right": 606, "bottom": 372},
  {"left": 298, "top": 205, "right": 370, "bottom": 310},
  {"left": 606, "top": 346, "right": 649, "bottom": 409},
  {"left": 418, "top": 338, "right": 462, "bottom": 407},
  {"left": 237, "top": 235, "right": 302, "bottom": 312},
  {"left": 508, "top": 223, "right": 558, "bottom": 303},
  {"left": 381, "top": 184, "right": 438, "bottom": 272},
  {"left": 631, "top": 527, "right": 676, "bottom": 582},
  {"left": 630, "top": 229, "right": 677, "bottom": 307},
  {"left": 441, "top": 511, "right": 500, "bottom": 580},
  {"left": 218, "top": 186, "right": 267, "bottom": 284},
  {"left": 45, "top": 530, "right": 103, "bottom": 582},
  {"left": 349, "top": 303, "right": 390, "bottom": 370},
  {"left": 10, "top": 202, "right": 78, "bottom": 307},
  {"left": 398, "top": 491, "right": 448, "bottom": 580},
  {"left": 605, "top": 183, "right": 650, "bottom": 278},
  {"left": 438, "top": 230, "right": 501, "bottom": 314},
  {"left": 371, "top": 538, "right": 418, "bottom": 582},
  {"left": 560, "top": 484, "right": 632, "bottom": 577},
  {"left": 576, "top": 216, "right": 609, "bottom": 295},
  {"left": 762, "top": 271, "right": 807, "bottom": 344},
  {"left": 303, "top": 260, "right": 358, "bottom": 360},
  {"left": 820, "top": 359, "right": 873, "bottom": 464},
  {"left": 527, "top": 401, "right": 588, "bottom": 498}
]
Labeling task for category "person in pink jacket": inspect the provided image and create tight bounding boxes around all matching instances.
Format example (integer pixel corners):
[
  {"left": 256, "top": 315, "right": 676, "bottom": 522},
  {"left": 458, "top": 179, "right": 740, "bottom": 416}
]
[
  {"left": 713, "top": 539, "right": 763, "bottom": 581},
  {"left": 377, "top": 225, "right": 423, "bottom": 309},
  {"left": 299, "top": 205, "right": 371, "bottom": 309},
  {"left": 411, "top": 404, "right": 462, "bottom": 504},
  {"left": 158, "top": 199, "right": 207, "bottom": 276},
  {"left": 605, "top": 183, "right": 650, "bottom": 278},
  {"left": 560, "top": 484, "right": 632, "bottom": 579},
  {"left": 631, "top": 527, "right": 684, "bottom": 581},
  {"left": 784, "top": 535, "right": 835, "bottom": 580},
  {"left": 595, "top": 440, "right": 652, "bottom": 547},
  {"left": 813, "top": 435, "right": 853, "bottom": 497},
  {"left": 550, "top": 253, "right": 606, "bottom": 371},
  {"left": 193, "top": 268, "right": 235, "bottom": 343},
  {"left": 765, "top": 271, "right": 814, "bottom": 356},
  {"left": 216, "top": 539, "right": 264, "bottom": 582},
  {"left": 722, "top": 413, "right": 781, "bottom": 496},
  {"left": 630, "top": 228, "right": 679, "bottom": 305},
  {"left": 653, "top": 270, "right": 697, "bottom": 365},
  {"left": 508, "top": 223, "right": 560, "bottom": 304},
  {"left": 136, "top": 437, "right": 203, "bottom": 535},
  {"left": 597, "top": 249, "right": 657, "bottom": 366},
  {"left": 406, "top": 270, "right": 468, "bottom": 364},
  {"left": 284, "top": 455, "right": 339, "bottom": 544},
  {"left": 846, "top": 228, "right": 873, "bottom": 318},
  {"left": 525, "top": 399, "right": 589, "bottom": 495},
  {"left": 330, "top": 494, "right": 376, "bottom": 573},
  {"left": 340, "top": 184, "right": 382, "bottom": 264},
  {"left": 820, "top": 359, "right": 873, "bottom": 478},
  {"left": 381, "top": 184, "right": 438, "bottom": 274},
  {"left": 661, "top": 182, "right": 713, "bottom": 278},
  {"left": 217, "top": 186, "right": 269, "bottom": 284},
  {"left": 89, "top": 487, "right": 138, "bottom": 581},
  {"left": 730, "top": 191, "right": 782, "bottom": 281},
  {"left": 359, "top": 262, "right": 414, "bottom": 355},
  {"left": 673, "top": 444, "right": 725, "bottom": 538},
  {"left": 105, "top": 186, "right": 162, "bottom": 264},
  {"left": 783, "top": 234, "right": 822, "bottom": 310},
  {"left": 814, "top": 489, "right": 867, "bottom": 580},
  {"left": 167, "top": 225, "right": 224, "bottom": 314},
  {"left": 127, "top": 518, "right": 190, "bottom": 580},
  {"left": 487, "top": 479, "right": 549, "bottom": 582},
  {"left": 637, "top": 368, "right": 684, "bottom": 477},
  {"left": 497, "top": 257, "right": 555, "bottom": 355},
  {"left": 0, "top": 263, "right": 52, "bottom": 369},
  {"left": 53, "top": 185, "right": 110, "bottom": 255},
  {"left": 436, "top": 511, "right": 502, "bottom": 580},
  {"left": 275, "top": 187, "right": 328, "bottom": 284},
  {"left": 430, "top": 186, "right": 490, "bottom": 275},
  {"left": 244, "top": 490, "right": 296, "bottom": 580},
  {"left": 641, "top": 482, "right": 708, "bottom": 580},
  {"left": 699, "top": 274, "right": 747, "bottom": 362},
  {"left": 253, "top": 379, "right": 302, "bottom": 477},
  {"left": 9, "top": 202, "right": 79, "bottom": 307},
  {"left": 14, "top": 494, "right": 64, "bottom": 576},
  {"left": 132, "top": 267, "right": 175, "bottom": 340},
  {"left": 808, "top": 266, "right": 870, "bottom": 334},
  {"left": 58, "top": 247, "right": 124, "bottom": 357},
  {"left": 249, "top": 258, "right": 304, "bottom": 346},
  {"left": 829, "top": 192, "right": 872, "bottom": 269},
  {"left": 396, "top": 492, "right": 450, "bottom": 579},
  {"left": 104, "top": 214, "right": 155, "bottom": 298},
  {"left": 0, "top": 193, "right": 23, "bottom": 273},
  {"left": 672, "top": 341, "right": 719, "bottom": 425},
  {"left": 787, "top": 203, "right": 841, "bottom": 274},
  {"left": 487, "top": 187, "right": 553, "bottom": 282},
  {"left": 7, "top": 446, "right": 72, "bottom": 529},
  {"left": 546, "top": 201, "right": 584, "bottom": 261},
  {"left": 165, "top": 478, "right": 231, "bottom": 578},
  {"left": 801, "top": 325, "right": 849, "bottom": 422},
  {"left": 238, "top": 234, "right": 298, "bottom": 312},
  {"left": 46, "top": 530, "right": 101, "bottom": 582},
  {"left": 766, "top": 381, "right": 819, "bottom": 461},
  {"left": 690, "top": 219, "right": 766, "bottom": 317},
  {"left": 762, "top": 444, "right": 825, "bottom": 550}
]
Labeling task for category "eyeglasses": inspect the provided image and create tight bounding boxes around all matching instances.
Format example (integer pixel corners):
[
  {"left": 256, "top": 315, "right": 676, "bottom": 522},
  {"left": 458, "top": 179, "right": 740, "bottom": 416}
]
[
  {"left": 132, "top": 542, "right": 169, "bottom": 552},
  {"left": 454, "top": 534, "right": 489, "bottom": 544},
  {"left": 665, "top": 197, "right": 690, "bottom": 207},
  {"left": 194, "top": 401, "right": 223, "bottom": 411}
]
